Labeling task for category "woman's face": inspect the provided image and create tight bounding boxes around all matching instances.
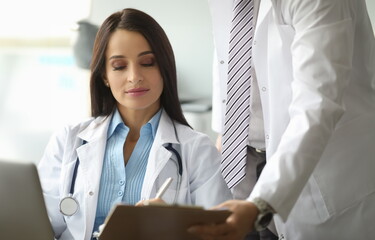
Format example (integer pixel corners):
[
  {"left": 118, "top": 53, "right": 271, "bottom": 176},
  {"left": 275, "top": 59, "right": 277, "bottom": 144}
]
[{"left": 105, "top": 29, "right": 163, "bottom": 114}]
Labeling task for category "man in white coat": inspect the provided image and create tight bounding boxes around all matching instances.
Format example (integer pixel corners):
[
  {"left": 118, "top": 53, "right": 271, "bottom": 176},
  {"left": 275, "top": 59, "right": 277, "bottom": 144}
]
[{"left": 189, "top": 0, "right": 375, "bottom": 239}]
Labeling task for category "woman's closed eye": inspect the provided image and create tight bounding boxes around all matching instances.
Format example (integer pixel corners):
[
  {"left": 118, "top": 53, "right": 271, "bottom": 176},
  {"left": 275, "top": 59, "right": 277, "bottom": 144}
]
[
  {"left": 113, "top": 66, "right": 125, "bottom": 71},
  {"left": 112, "top": 61, "right": 127, "bottom": 71},
  {"left": 110, "top": 56, "right": 155, "bottom": 70},
  {"left": 140, "top": 57, "right": 155, "bottom": 67}
]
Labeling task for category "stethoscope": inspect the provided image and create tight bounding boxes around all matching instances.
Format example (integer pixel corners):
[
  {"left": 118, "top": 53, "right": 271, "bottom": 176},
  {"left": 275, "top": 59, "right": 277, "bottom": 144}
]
[
  {"left": 165, "top": 142, "right": 183, "bottom": 204},
  {"left": 59, "top": 123, "right": 183, "bottom": 216},
  {"left": 59, "top": 140, "right": 87, "bottom": 216}
]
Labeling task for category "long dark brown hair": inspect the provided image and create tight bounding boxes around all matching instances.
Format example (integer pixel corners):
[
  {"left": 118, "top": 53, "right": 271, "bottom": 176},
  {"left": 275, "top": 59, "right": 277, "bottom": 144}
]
[{"left": 90, "top": 8, "right": 190, "bottom": 127}]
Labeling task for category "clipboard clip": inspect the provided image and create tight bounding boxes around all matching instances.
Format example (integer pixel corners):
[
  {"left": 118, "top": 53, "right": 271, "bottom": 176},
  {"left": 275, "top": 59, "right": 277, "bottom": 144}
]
[{"left": 92, "top": 224, "right": 105, "bottom": 239}]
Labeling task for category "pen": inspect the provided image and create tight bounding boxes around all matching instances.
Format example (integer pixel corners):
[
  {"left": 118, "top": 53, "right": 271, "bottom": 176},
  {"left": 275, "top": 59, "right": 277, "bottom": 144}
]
[{"left": 155, "top": 177, "right": 173, "bottom": 199}]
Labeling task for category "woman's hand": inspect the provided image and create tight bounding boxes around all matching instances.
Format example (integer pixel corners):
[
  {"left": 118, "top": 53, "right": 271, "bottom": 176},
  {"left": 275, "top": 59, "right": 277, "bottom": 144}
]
[{"left": 187, "top": 200, "right": 259, "bottom": 240}]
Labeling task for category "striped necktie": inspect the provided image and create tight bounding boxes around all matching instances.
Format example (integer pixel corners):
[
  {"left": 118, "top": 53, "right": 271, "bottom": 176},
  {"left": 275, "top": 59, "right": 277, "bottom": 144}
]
[{"left": 221, "top": 0, "right": 254, "bottom": 189}]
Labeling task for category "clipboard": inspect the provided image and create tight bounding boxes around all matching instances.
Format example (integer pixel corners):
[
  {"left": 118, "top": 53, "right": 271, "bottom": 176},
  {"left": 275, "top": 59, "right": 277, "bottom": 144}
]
[{"left": 97, "top": 204, "right": 231, "bottom": 240}]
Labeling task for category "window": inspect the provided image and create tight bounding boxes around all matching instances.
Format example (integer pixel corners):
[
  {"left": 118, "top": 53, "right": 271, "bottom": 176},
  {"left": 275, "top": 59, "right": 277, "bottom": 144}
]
[{"left": 0, "top": 0, "right": 91, "bottom": 163}]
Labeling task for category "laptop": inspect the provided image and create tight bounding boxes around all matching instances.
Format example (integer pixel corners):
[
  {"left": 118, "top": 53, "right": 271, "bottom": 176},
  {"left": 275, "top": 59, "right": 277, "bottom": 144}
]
[{"left": 0, "top": 160, "right": 54, "bottom": 240}]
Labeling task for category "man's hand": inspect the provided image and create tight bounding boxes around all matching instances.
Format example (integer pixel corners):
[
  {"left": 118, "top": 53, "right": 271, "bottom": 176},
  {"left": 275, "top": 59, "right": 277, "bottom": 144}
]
[{"left": 188, "top": 200, "right": 259, "bottom": 240}]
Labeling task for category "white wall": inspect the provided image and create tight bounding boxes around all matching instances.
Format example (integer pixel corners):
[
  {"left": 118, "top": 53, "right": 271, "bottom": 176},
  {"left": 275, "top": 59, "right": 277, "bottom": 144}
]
[
  {"left": 88, "top": 0, "right": 214, "bottom": 99},
  {"left": 0, "top": 48, "right": 90, "bottom": 163},
  {"left": 0, "top": 1, "right": 91, "bottom": 164}
]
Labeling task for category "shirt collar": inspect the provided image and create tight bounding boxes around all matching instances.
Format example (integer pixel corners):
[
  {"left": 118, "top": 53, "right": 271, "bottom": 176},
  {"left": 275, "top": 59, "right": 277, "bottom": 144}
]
[
  {"left": 107, "top": 108, "right": 162, "bottom": 139},
  {"left": 107, "top": 108, "right": 125, "bottom": 139},
  {"left": 148, "top": 109, "right": 162, "bottom": 138}
]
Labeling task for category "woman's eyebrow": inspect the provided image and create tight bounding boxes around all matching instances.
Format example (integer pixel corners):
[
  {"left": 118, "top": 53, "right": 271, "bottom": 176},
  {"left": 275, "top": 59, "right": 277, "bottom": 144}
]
[
  {"left": 138, "top": 51, "right": 154, "bottom": 57},
  {"left": 109, "top": 55, "right": 125, "bottom": 60},
  {"left": 108, "top": 51, "right": 154, "bottom": 60}
]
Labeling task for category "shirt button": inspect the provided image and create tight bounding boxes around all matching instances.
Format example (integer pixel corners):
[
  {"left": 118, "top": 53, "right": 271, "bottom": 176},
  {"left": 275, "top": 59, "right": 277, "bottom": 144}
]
[
  {"left": 253, "top": 40, "right": 257, "bottom": 45},
  {"left": 118, "top": 191, "right": 123, "bottom": 196},
  {"left": 266, "top": 134, "right": 270, "bottom": 140},
  {"left": 89, "top": 191, "right": 94, "bottom": 196},
  {"left": 262, "top": 87, "right": 267, "bottom": 92},
  {"left": 222, "top": 99, "right": 226, "bottom": 103},
  {"left": 119, "top": 180, "right": 125, "bottom": 185},
  {"left": 220, "top": 60, "right": 225, "bottom": 64}
]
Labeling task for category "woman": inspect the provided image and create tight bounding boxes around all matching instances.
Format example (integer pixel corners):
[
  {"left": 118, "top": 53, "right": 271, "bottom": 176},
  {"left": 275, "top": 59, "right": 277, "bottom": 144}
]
[{"left": 38, "top": 8, "right": 232, "bottom": 240}]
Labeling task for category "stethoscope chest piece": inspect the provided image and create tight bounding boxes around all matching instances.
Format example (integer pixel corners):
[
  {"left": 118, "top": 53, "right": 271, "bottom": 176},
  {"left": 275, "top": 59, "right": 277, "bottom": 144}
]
[{"left": 60, "top": 194, "right": 79, "bottom": 216}]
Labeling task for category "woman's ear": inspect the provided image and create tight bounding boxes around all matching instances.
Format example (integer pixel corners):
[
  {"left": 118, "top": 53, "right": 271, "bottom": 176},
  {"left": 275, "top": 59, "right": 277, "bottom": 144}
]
[{"left": 102, "top": 73, "right": 109, "bottom": 87}]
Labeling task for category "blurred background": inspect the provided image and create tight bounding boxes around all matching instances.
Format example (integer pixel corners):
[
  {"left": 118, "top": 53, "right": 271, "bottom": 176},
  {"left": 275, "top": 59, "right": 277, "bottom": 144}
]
[{"left": 1, "top": 0, "right": 374, "bottom": 164}]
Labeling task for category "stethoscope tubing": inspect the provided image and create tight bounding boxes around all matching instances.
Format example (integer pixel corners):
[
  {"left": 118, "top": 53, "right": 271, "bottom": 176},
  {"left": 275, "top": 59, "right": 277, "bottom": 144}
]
[
  {"left": 165, "top": 143, "right": 182, "bottom": 176},
  {"left": 69, "top": 157, "right": 80, "bottom": 194},
  {"left": 59, "top": 140, "right": 86, "bottom": 216}
]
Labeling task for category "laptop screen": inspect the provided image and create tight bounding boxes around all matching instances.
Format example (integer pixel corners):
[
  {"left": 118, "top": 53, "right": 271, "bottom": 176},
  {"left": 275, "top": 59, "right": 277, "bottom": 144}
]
[{"left": 0, "top": 160, "right": 54, "bottom": 240}]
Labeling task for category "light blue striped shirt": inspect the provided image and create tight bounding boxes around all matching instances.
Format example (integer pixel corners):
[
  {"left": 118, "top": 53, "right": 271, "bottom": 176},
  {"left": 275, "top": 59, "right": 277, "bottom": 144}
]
[{"left": 92, "top": 109, "right": 161, "bottom": 234}]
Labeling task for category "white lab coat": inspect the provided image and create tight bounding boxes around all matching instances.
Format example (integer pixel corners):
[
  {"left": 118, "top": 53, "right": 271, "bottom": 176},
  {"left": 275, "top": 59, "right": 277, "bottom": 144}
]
[
  {"left": 38, "top": 110, "right": 232, "bottom": 240},
  {"left": 209, "top": 0, "right": 375, "bottom": 239}
]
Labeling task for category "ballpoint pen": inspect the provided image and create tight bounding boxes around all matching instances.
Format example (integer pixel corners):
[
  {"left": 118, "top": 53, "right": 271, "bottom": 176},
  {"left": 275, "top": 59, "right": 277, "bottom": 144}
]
[{"left": 155, "top": 177, "right": 173, "bottom": 199}]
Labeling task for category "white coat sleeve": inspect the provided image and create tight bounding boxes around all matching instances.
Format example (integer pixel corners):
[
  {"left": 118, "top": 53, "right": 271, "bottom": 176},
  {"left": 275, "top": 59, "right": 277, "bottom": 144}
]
[
  {"left": 249, "top": 0, "right": 356, "bottom": 220},
  {"left": 186, "top": 133, "right": 233, "bottom": 208}
]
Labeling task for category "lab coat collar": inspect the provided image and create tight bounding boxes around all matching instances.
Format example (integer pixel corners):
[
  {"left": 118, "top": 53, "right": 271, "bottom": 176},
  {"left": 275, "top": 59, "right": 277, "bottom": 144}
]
[
  {"left": 76, "top": 110, "right": 174, "bottom": 144},
  {"left": 255, "top": 0, "right": 272, "bottom": 32},
  {"left": 155, "top": 109, "right": 180, "bottom": 146},
  {"left": 76, "top": 109, "right": 179, "bottom": 148},
  {"left": 77, "top": 114, "right": 112, "bottom": 143}
]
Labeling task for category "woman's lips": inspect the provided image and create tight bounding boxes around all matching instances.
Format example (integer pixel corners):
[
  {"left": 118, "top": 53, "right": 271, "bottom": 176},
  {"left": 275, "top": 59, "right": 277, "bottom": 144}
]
[{"left": 126, "top": 87, "right": 149, "bottom": 97}]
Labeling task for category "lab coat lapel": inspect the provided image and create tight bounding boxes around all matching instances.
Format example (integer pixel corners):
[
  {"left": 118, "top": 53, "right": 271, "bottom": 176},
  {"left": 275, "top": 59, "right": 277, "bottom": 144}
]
[
  {"left": 252, "top": 0, "right": 272, "bottom": 77},
  {"left": 76, "top": 115, "right": 111, "bottom": 188},
  {"left": 76, "top": 115, "right": 111, "bottom": 239},
  {"left": 141, "top": 111, "right": 178, "bottom": 199},
  {"left": 254, "top": 0, "right": 272, "bottom": 35}
]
